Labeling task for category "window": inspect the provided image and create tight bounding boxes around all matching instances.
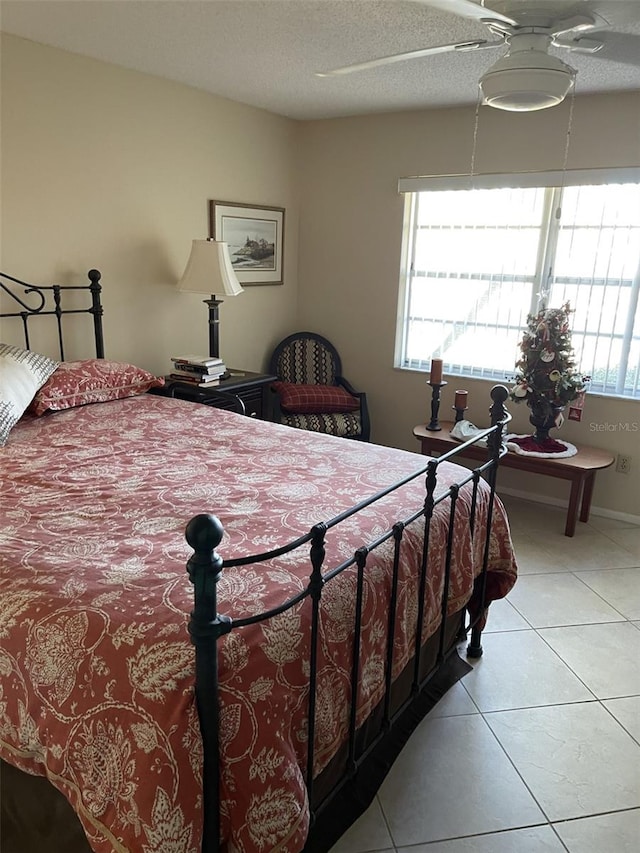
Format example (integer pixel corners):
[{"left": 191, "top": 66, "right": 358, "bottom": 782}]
[{"left": 396, "top": 172, "right": 640, "bottom": 398}]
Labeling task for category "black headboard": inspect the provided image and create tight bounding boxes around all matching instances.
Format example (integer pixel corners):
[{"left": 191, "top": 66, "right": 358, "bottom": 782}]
[{"left": 0, "top": 269, "right": 104, "bottom": 360}]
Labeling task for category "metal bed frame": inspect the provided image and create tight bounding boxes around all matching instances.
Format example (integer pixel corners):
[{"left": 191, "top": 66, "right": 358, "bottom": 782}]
[
  {"left": 1, "top": 269, "right": 512, "bottom": 853},
  {"left": 0, "top": 268, "right": 104, "bottom": 359}
]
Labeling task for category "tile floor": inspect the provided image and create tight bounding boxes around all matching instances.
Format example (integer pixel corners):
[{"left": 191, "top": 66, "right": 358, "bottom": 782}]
[{"left": 329, "top": 495, "right": 640, "bottom": 853}]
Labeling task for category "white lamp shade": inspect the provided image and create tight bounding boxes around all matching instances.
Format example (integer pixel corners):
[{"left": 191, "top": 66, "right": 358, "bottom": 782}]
[{"left": 176, "top": 239, "right": 243, "bottom": 297}]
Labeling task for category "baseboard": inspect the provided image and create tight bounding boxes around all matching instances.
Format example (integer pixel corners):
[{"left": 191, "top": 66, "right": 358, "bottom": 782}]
[{"left": 497, "top": 485, "right": 640, "bottom": 527}]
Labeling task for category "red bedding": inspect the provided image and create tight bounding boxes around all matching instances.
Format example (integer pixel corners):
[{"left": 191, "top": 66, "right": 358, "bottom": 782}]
[{"left": 0, "top": 395, "right": 516, "bottom": 853}]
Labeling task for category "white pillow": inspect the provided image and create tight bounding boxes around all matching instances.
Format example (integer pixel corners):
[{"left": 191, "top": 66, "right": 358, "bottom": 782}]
[{"left": 0, "top": 344, "right": 59, "bottom": 445}]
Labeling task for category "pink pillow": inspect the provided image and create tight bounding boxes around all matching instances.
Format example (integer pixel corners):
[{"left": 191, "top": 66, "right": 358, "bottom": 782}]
[
  {"left": 272, "top": 382, "right": 360, "bottom": 414},
  {"left": 30, "top": 359, "right": 165, "bottom": 415}
]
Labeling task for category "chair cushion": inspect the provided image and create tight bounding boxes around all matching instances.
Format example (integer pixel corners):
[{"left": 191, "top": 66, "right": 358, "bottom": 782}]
[
  {"left": 280, "top": 411, "right": 362, "bottom": 438},
  {"left": 273, "top": 382, "right": 360, "bottom": 414}
]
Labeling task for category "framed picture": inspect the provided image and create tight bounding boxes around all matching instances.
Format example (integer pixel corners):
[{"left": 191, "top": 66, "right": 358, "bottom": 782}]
[{"left": 209, "top": 200, "right": 285, "bottom": 286}]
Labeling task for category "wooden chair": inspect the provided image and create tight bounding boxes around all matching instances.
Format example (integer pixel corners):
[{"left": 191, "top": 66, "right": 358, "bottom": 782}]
[{"left": 269, "top": 332, "right": 370, "bottom": 441}]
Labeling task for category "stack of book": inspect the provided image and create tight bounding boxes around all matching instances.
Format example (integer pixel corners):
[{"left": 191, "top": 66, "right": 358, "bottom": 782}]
[{"left": 169, "top": 355, "right": 227, "bottom": 386}]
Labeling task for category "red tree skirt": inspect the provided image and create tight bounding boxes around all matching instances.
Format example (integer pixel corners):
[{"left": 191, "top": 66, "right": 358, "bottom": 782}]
[{"left": 506, "top": 434, "right": 578, "bottom": 458}]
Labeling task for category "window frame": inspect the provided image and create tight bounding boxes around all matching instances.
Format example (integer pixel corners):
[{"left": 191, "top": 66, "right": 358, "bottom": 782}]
[{"left": 395, "top": 168, "right": 640, "bottom": 399}]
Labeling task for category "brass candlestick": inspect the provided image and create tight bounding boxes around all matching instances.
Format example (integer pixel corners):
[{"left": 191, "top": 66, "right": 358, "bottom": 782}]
[{"left": 426, "top": 381, "right": 447, "bottom": 431}]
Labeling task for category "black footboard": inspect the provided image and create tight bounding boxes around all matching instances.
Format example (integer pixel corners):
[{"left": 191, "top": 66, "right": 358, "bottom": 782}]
[{"left": 186, "top": 385, "right": 511, "bottom": 853}]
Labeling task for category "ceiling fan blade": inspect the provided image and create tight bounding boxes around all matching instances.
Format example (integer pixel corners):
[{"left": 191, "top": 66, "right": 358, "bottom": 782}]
[
  {"left": 553, "top": 35, "right": 604, "bottom": 53},
  {"left": 415, "top": 0, "right": 517, "bottom": 26},
  {"left": 585, "top": 31, "right": 640, "bottom": 68},
  {"left": 550, "top": 13, "right": 608, "bottom": 38},
  {"left": 316, "top": 39, "right": 501, "bottom": 77}
]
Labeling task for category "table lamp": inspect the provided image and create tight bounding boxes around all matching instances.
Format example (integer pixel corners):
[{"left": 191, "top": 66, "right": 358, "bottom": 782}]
[{"left": 176, "top": 238, "right": 243, "bottom": 359}]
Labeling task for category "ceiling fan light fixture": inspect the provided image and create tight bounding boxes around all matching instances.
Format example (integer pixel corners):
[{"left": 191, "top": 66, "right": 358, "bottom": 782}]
[{"left": 479, "top": 51, "right": 575, "bottom": 112}]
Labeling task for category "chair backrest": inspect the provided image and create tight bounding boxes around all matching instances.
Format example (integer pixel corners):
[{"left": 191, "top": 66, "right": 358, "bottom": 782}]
[{"left": 270, "top": 332, "right": 342, "bottom": 385}]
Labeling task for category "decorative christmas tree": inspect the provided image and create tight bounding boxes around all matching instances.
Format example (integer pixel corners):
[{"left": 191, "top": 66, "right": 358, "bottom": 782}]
[{"left": 510, "top": 302, "right": 588, "bottom": 427}]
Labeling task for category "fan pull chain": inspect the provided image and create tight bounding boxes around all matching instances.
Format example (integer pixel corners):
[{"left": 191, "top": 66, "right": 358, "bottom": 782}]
[
  {"left": 556, "top": 80, "right": 576, "bottom": 220},
  {"left": 541, "top": 80, "right": 576, "bottom": 310},
  {"left": 469, "top": 87, "right": 483, "bottom": 188}
]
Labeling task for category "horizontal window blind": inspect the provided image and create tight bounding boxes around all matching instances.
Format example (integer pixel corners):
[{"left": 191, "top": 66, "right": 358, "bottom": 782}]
[{"left": 397, "top": 175, "right": 640, "bottom": 399}]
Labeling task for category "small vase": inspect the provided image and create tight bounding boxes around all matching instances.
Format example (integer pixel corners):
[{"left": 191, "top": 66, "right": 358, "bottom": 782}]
[{"left": 528, "top": 404, "right": 564, "bottom": 444}]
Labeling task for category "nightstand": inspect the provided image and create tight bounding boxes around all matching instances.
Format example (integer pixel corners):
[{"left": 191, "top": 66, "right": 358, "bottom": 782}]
[{"left": 159, "top": 370, "right": 277, "bottom": 420}]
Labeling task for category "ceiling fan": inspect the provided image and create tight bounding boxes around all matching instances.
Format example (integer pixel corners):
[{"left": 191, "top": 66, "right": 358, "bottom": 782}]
[{"left": 316, "top": 0, "right": 640, "bottom": 111}]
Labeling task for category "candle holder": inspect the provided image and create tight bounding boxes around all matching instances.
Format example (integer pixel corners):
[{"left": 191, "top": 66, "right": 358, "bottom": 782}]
[
  {"left": 426, "top": 381, "right": 447, "bottom": 431},
  {"left": 453, "top": 404, "right": 468, "bottom": 423}
]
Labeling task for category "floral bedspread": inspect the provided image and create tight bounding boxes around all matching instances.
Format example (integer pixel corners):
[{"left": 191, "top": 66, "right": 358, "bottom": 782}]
[{"left": 0, "top": 395, "right": 517, "bottom": 853}]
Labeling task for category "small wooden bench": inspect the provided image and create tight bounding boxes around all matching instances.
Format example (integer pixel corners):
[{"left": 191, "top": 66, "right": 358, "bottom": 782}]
[{"left": 413, "top": 421, "right": 615, "bottom": 537}]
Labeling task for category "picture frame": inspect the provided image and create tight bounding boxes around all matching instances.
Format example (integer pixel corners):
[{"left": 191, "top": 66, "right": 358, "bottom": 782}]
[{"left": 209, "top": 200, "right": 285, "bottom": 286}]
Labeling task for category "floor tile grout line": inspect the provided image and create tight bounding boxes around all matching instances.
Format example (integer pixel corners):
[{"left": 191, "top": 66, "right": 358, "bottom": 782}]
[
  {"left": 499, "top": 596, "right": 536, "bottom": 629},
  {"left": 531, "top": 619, "right": 628, "bottom": 629},
  {"left": 552, "top": 806, "right": 640, "bottom": 832},
  {"left": 531, "top": 613, "right": 637, "bottom": 633},
  {"left": 470, "top": 619, "right": 640, "bottom": 708},
  {"left": 385, "top": 806, "right": 640, "bottom": 852},
  {"left": 331, "top": 503, "right": 639, "bottom": 853},
  {"left": 470, "top": 622, "right": 639, "bottom": 730},
  {"left": 565, "top": 559, "right": 640, "bottom": 574},
  {"left": 501, "top": 596, "right": 615, "bottom": 631},
  {"left": 599, "top": 701, "right": 640, "bottom": 747},
  {"left": 550, "top": 820, "right": 572, "bottom": 852},
  {"left": 570, "top": 570, "right": 638, "bottom": 622},
  {"left": 464, "top": 622, "right": 599, "bottom": 712},
  {"left": 376, "top": 793, "right": 396, "bottom": 853},
  {"left": 474, "top": 696, "right": 640, "bottom": 844},
  {"left": 596, "top": 524, "right": 640, "bottom": 550},
  {"left": 390, "top": 819, "right": 569, "bottom": 850},
  {"left": 529, "top": 624, "right": 606, "bottom": 701},
  {"left": 465, "top": 601, "right": 638, "bottom": 840},
  {"left": 439, "top": 614, "right": 637, "bottom": 838},
  {"left": 476, "top": 706, "right": 556, "bottom": 829},
  {"left": 376, "top": 705, "right": 556, "bottom": 850},
  {"left": 504, "top": 569, "right": 629, "bottom": 627},
  {"left": 517, "top": 564, "right": 640, "bottom": 574},
  {"left": 470, "top": 525, "right": 639, "bottom": 838}
]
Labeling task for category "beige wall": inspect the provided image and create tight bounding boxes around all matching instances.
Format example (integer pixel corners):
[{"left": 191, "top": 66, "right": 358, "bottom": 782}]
[
  {"left": 1, "top": 33, "right": 638, "bottom": 518},
  {"left": 0, "top": 34, "right": 300, "bottom": 373},
  {"left": 296, "top": 95, "right": 640, "bottom": 518}
]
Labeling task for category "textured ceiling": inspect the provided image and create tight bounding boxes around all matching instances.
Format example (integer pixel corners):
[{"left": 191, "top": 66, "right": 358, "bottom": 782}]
[{"left": 1, "top": 0, "right": 640, "bottom": 119}]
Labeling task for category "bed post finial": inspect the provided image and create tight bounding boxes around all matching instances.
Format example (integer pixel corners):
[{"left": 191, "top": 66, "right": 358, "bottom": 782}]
[
  {"left": 487, "top": 384, "right": 510, "bottom": 458},
  {"left": 489, "top": 384, "right": 509, "bottom": 420},
  {"left": 185, "top": 513, "right": 230, "bottom": 853},
  {"left": 185, "top": 513, "right": 224, "bottom": 557},
  {"left": 87, "top": 269, "right": 105, "bottom": 358},
  {"left": 468, "top": 385, "right": 511, "bottom": 659}
]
